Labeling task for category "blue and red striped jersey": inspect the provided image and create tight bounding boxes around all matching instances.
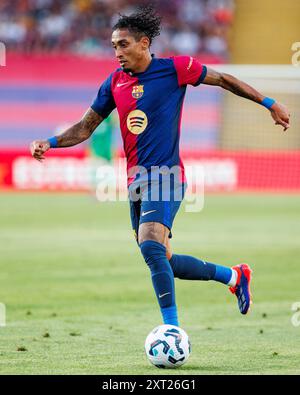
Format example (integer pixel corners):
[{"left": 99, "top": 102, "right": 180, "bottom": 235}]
[{"left": 91, "top": 55, "right": 207, "bottom": 186}]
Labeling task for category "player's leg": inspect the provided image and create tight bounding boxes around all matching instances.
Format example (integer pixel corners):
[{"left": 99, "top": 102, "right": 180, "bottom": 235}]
[
  {"left": 166, "top": 238, "right": 252, "bottom": 314},
  {"left": 165, "top": 237, "right": 172, "bottom": 261},
  {"left": 139, "top": 222, "right": 179, "bottom": 326}
]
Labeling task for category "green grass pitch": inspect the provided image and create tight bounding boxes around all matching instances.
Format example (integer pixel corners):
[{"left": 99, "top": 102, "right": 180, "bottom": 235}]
[{"left": 0, "top": 192, "right": 300, "bottom": 375}]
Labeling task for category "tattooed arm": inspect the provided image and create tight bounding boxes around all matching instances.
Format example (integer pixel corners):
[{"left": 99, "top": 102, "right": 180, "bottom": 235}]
[
  {"left": 55, "top": 108, "right": 103, "bottom": 147},
  {"left": 30, "top": 108, "right": 103, "bottom": 161},
  {"left": 203, "top": 67, "right": 290, "bottom": 131}
]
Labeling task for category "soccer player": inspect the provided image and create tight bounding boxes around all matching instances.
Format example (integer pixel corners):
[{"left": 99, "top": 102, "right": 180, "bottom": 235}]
[{"left": 30, "top": 6, "right": 290, "bottom": 327}]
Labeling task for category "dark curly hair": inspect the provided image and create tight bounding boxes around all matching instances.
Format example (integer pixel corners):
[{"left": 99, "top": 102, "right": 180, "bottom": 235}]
[{"left": 112, "top": 4, "right": 162, "bottom": 46}]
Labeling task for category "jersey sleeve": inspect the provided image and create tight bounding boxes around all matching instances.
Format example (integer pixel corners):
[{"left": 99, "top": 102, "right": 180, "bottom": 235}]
[
  {"left": 172, "top": 56, "right": 207, "bottom": 87},
  {"left": 91, "top": 73, "right": 116, "bottom": 118}
]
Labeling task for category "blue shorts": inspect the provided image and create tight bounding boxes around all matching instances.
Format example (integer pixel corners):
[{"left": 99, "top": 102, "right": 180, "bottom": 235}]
[{"left": 128, "top": 180, "right": 187, "bottom": 241}]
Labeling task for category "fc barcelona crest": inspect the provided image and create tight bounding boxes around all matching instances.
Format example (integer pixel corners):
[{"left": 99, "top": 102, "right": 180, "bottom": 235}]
[{"left": 132, "top": 85, "right": 144, "bottom": 99}]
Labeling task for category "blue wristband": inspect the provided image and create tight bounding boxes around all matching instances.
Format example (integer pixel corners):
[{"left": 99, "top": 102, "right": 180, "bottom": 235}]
[
  {"left": 261, "top": 97, "right": 276, "bottom": 110},
  {"left": 47, "top": 136, "right": 58, "bottom": 148}
]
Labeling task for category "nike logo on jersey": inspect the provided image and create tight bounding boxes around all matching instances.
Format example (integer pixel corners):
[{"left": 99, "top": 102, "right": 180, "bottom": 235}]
[
  {"left": 159, "top": 292, "right": 171, "bottom": 299},
  {"left": 117, "top": 82, "right": 128, "bottom": 87},
  {"left": 141, "top": 210, "right": 156, "bottom": 217}
]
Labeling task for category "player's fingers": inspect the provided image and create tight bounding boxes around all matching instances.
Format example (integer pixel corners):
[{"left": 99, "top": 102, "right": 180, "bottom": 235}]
[
  {"left": 34, "top": 155, "right": 45, "bottom": 162},
  {"left": 280, "top": 121, "right": 290, "bottom": 131},
  {"left": 31, "top": 141, "right": 46, "bottom": 154},
  {"left": 31, "top": 146, "right": 43, "bottom": 156},
  {"left": 275, "top": 119, "right": 289, "bottom": 131},
  {"left": 281, "top": 112, "right": 290, "bottom": 121},
  {"left": 30, "top": 143, "right": 38, "bottom": 156},
  {"left": 37, "top": 143, "right": 46, "bottom": 151},
  {"left": 33, "top": 152, "right": 43, "bottom": 160}
]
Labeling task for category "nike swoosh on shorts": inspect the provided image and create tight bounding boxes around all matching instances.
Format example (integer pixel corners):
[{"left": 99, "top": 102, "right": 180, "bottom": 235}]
[{"left": 141, "top": 210, "right": 157, "bottom": 217}]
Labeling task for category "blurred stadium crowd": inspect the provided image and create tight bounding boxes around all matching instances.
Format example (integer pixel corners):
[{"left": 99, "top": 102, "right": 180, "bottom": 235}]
[{"left": 0, "top": 0, "right": 234, "bottom": 58}]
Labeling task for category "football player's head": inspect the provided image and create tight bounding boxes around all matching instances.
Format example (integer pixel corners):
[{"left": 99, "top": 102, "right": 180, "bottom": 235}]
[{"left": 112, "top": 5, "right": 161, "bottom": 73}]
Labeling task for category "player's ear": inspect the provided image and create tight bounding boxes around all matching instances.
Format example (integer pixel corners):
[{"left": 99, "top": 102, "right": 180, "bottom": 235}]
[{"left": 140, "top": 36, "right": 150, "bottom": 50}]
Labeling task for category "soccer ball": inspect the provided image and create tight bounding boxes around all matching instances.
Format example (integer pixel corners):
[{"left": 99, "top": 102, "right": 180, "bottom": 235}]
[{"left": 144, "top": 324, "right": 191, "bottom": 368}]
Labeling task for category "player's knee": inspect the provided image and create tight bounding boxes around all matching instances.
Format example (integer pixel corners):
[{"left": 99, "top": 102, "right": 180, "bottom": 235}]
[
  {"left": 138, "top": 222, "right": 166, "bottom": 245},
  {"left": 140, "top": 240, "right": 166, "bottom": 268},
  {"left": 138, "top": 223, "right": 170, "bottom": 268}
]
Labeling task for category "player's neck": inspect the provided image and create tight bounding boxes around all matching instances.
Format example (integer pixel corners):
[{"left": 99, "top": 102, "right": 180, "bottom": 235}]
[{"left": 132, "top": 53, "right": 152, "bottom": 73}]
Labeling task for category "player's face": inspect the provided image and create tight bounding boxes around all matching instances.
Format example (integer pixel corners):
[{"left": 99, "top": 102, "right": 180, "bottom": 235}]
[{"left": 112, "top": 29, "right": 149, "bottom": 73}]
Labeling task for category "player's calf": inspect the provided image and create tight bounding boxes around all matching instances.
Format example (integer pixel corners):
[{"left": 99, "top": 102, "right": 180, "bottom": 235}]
[{"left": 140, "top": 239, "right": 179, "bottom": 327}]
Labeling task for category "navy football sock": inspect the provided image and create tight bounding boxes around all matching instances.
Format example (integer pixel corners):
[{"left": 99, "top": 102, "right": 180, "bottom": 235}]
[
  {"left": 169, "top": 254, "right": 233, "bottom": 285},
  {"left": 140, "top": 240, "right": 179, "bottom": 326}
]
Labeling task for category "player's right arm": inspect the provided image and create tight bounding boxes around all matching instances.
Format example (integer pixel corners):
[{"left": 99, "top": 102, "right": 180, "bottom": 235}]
[
  {"left": 30, "top": 72, "right": 116, "bottom": 162},
  {"left": 30, "top": 108, "right": 103, "bottom": 162}
]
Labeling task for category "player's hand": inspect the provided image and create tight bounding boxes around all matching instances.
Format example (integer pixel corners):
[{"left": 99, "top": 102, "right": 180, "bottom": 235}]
[
  {"left": 270, "top": 102, "right": 290, "bottom": 131},
  {"left": 30, "top": 140, "right": 50, "bottom": 162}
]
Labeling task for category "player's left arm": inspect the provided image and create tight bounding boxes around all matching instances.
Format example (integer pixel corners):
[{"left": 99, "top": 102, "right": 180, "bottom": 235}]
[{"left": 202, "top": 67, "right": 291, "bottom": 131}]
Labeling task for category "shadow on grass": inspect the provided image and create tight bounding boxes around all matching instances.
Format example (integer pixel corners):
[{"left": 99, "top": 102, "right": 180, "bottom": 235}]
[{"left": 143, "top": 364, "right": 229, "bottom": 374}]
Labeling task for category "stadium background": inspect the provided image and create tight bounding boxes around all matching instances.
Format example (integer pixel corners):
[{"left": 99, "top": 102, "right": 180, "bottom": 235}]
[
  {"left": 0, "top": 0, "right": 300, "bottom": 375},
  {"left": 1, "top": 0, "right": 299, "bottom": 192}
]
